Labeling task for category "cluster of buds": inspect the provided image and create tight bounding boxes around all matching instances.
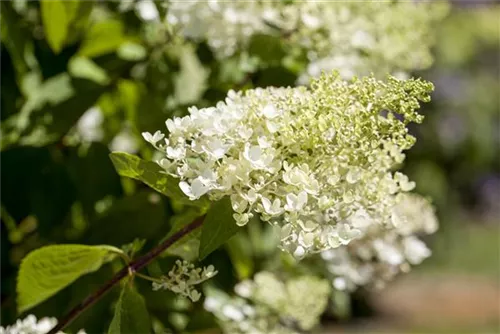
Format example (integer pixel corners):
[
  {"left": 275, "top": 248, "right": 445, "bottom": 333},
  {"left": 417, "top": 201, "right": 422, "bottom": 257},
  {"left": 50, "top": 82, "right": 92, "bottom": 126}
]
[{"left": 152, "top": 260, "right": 217, "bottom": 301}]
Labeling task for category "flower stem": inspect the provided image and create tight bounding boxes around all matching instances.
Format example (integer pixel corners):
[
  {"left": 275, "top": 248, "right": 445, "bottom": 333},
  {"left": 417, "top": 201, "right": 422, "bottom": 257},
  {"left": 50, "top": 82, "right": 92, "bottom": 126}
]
[
  {"left": 46, "top": 216, "right": 205, "bottom": 334},
  {"left": 135, "top": 272, "right": 163, "bottom": 283}
]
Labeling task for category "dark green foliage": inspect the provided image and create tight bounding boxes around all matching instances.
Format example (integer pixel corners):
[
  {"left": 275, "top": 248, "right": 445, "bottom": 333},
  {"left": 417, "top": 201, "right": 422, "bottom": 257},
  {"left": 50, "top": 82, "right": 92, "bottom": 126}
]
[
  {"left": 199, "top": 197, "right": 240, "bottom": 260},
  {"left": 108, "top": 281, "right": 151, "bottom": 334},
  {"left": 1, "top": 147, "right": 77, "bottom": 238},
  {"left": 0, "top": 1, "right": 214, "bottom": 330}
]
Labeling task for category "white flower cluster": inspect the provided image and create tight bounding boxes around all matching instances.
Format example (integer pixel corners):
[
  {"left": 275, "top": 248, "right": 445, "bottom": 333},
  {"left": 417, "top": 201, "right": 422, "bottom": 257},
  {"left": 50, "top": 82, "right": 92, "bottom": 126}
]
[
  {"left": 167, "top": 0, "right": 271, "bottom": 58},
  {"left": 143, "top": 72, "right": 434, "bottom": 257},
  {"left": 293, "top": 1, "right": 449, "bottom": 83},
  {"left": 152, "top": 260, "right": 217, "bottom": 302},
  {"left": 321, "top": 193, "right": 438, "bottom": 291},
  {"left": 167, "top": 1, "right": 448, "bottom": 80},
  {"left": 0, "top": 315, "right": 85, "bottom": 334},
  {"left": 205, "top": 271, "right": 330, "bottom": 334}
]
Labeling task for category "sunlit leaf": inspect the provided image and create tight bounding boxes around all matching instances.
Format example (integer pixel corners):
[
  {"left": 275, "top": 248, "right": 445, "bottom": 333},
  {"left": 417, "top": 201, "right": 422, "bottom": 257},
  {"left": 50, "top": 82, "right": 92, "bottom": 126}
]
[
  {"left": 40, "top": 0, "right": 79, "bottom": 53},
  {"left": 0, "top": 75, "right": 110, "bottom": 150},
  {"left": 78, "top": 20, "right": 126, "bottom": 58},
  {"left": 69, "top": 57, "right": 110, "bottom": 85},
  {"left": 117, "top": 42, "right": 147, "bottom": 61},
  {"left": 17, "top": 244, "right": 122, "bottom": 313}
]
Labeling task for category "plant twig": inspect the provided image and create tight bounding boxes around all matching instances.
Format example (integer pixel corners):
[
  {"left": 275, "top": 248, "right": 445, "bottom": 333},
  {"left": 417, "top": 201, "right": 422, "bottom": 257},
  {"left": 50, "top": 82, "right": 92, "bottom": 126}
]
[{"left": 46, "top": 216, "right": 205, "bottom": 334}]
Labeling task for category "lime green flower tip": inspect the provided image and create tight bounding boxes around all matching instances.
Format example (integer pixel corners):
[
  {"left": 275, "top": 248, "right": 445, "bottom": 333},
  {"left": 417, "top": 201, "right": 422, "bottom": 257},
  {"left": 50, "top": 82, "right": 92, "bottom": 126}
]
[{"left": 144, "top": 72, "right": 434, "bottom": 257}]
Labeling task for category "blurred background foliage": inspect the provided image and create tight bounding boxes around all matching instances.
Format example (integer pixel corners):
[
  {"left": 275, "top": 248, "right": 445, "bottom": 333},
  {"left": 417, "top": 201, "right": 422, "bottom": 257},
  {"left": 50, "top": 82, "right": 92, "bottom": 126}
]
[{"left": 1, "top": 1, "right": 499, "bottom": 333}]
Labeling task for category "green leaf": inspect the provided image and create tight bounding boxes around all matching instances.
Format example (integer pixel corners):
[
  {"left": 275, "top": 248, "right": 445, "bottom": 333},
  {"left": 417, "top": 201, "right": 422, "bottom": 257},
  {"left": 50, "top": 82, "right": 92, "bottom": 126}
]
[
  {"left": 121, "top": 239, "right": 146, "bottom": 259},
  {"left": 40, "top": 0, "right": 78, "bottom": 53},
  {"left": 164, "top": 230, "right": 201, "bottom": 261},
  {"left": 109, "top": 152, "right": 207, "bottom": 207},
  {"left": 248, "top": 34, "right": 286, "bottom": 64},
  {"left": 256, "top": 66, "right": 297, "bottom": 88},
  {"left": 1, "top": 147, "right": 77, "bottom": 238},
  {"left": 162, "top": 208, "right": 206, "bottom": 261},
  {"left": 226, "top": 234, "right": 254, "bottom": 280},
  {"left": 65, "top": 1, "right": 93, "bottom": 45},
  {"left": 22, "top": 73, "right": 75, "bottom": 113},
  {"left": 69, "top": 57, "right": 110, "bottom": 85},
  {"left": 199, "top": 197, "right": 240, "bottom": 260},
  {"left": 108, "top": 281, "right": 151, "bottom": 334},
  {"left": 85, "top": 191, "right": 166, "bottom": 246},
  {"left": 0, "top": 75, "right": 117, "bottom": 150},
  {"left": 0, "top": 2, "right": 33, "bottom": 77},
  {"left": 117, "top": 42, "right": 147, "bottom": 61},
  {"left": 66, "top": 143, "right": 123, "bottom": 223},
  {"left": 78, "top": 19, "right": 126, "bottom": 58},
  {"left": 17, "top": 244, "right": 122, "bottom": 313}
]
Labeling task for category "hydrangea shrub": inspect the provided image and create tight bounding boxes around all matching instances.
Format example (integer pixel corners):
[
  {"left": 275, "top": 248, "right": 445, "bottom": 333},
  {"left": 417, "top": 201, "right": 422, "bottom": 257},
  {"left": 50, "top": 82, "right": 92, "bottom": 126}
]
[{"left": 6, "top": 1, "right": 447, "bottom": 333}]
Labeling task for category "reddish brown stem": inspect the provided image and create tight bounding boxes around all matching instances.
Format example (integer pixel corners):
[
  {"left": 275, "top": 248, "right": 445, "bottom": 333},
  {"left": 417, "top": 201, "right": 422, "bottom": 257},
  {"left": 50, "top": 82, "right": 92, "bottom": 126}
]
[{"left": 47, "top": 216, "right": 204, "bottom": 334}]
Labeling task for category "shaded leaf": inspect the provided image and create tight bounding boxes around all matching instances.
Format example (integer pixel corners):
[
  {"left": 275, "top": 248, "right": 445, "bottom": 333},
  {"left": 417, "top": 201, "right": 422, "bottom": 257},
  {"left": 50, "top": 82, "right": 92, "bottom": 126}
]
[
  {"left": 161, "top": 208, "right": 206, "bottom": 261},
  {"left": 66, "top": 143, "right": 123, "bottom": 222},
  {"left": 248, "top": 34, "right": 286, "bottom": 64},
  {"left": 65, "top": 1, "right": 94, "bottom": 45},
  {"left": 17, "top": 244, "right": 122, "bottom": 313},
  {"left": 121, "top": 239, "right": 146, "bottom": 259},
  {"left": 164, "top": 230, "right": 200, "bottom": 262},
  {"left": 184, "top": 309, "right": 218, "bottom": 332},
  {"left": 0, "top": 2, "right": 33, "bottom": 77},
  {"left": 108, "top": 280, "right": 151, "bottom": 334},
  {"left": 0, "top": 147, "right": 77, "bottom": 237},
  {"left": 226, "top": 234, "right": 254, "bottom": 280},
  {"left": 66, "top": 264, "right": 118, "bottom": 334},
  {"left": 257, "top": 66, "right": 297, "bottom": 87},
  {"left": 199, "top": 197, "right": 240, "bottom": 260},
  {"left": 85, "top": 191, "right": 165, "bottom": 246}
]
